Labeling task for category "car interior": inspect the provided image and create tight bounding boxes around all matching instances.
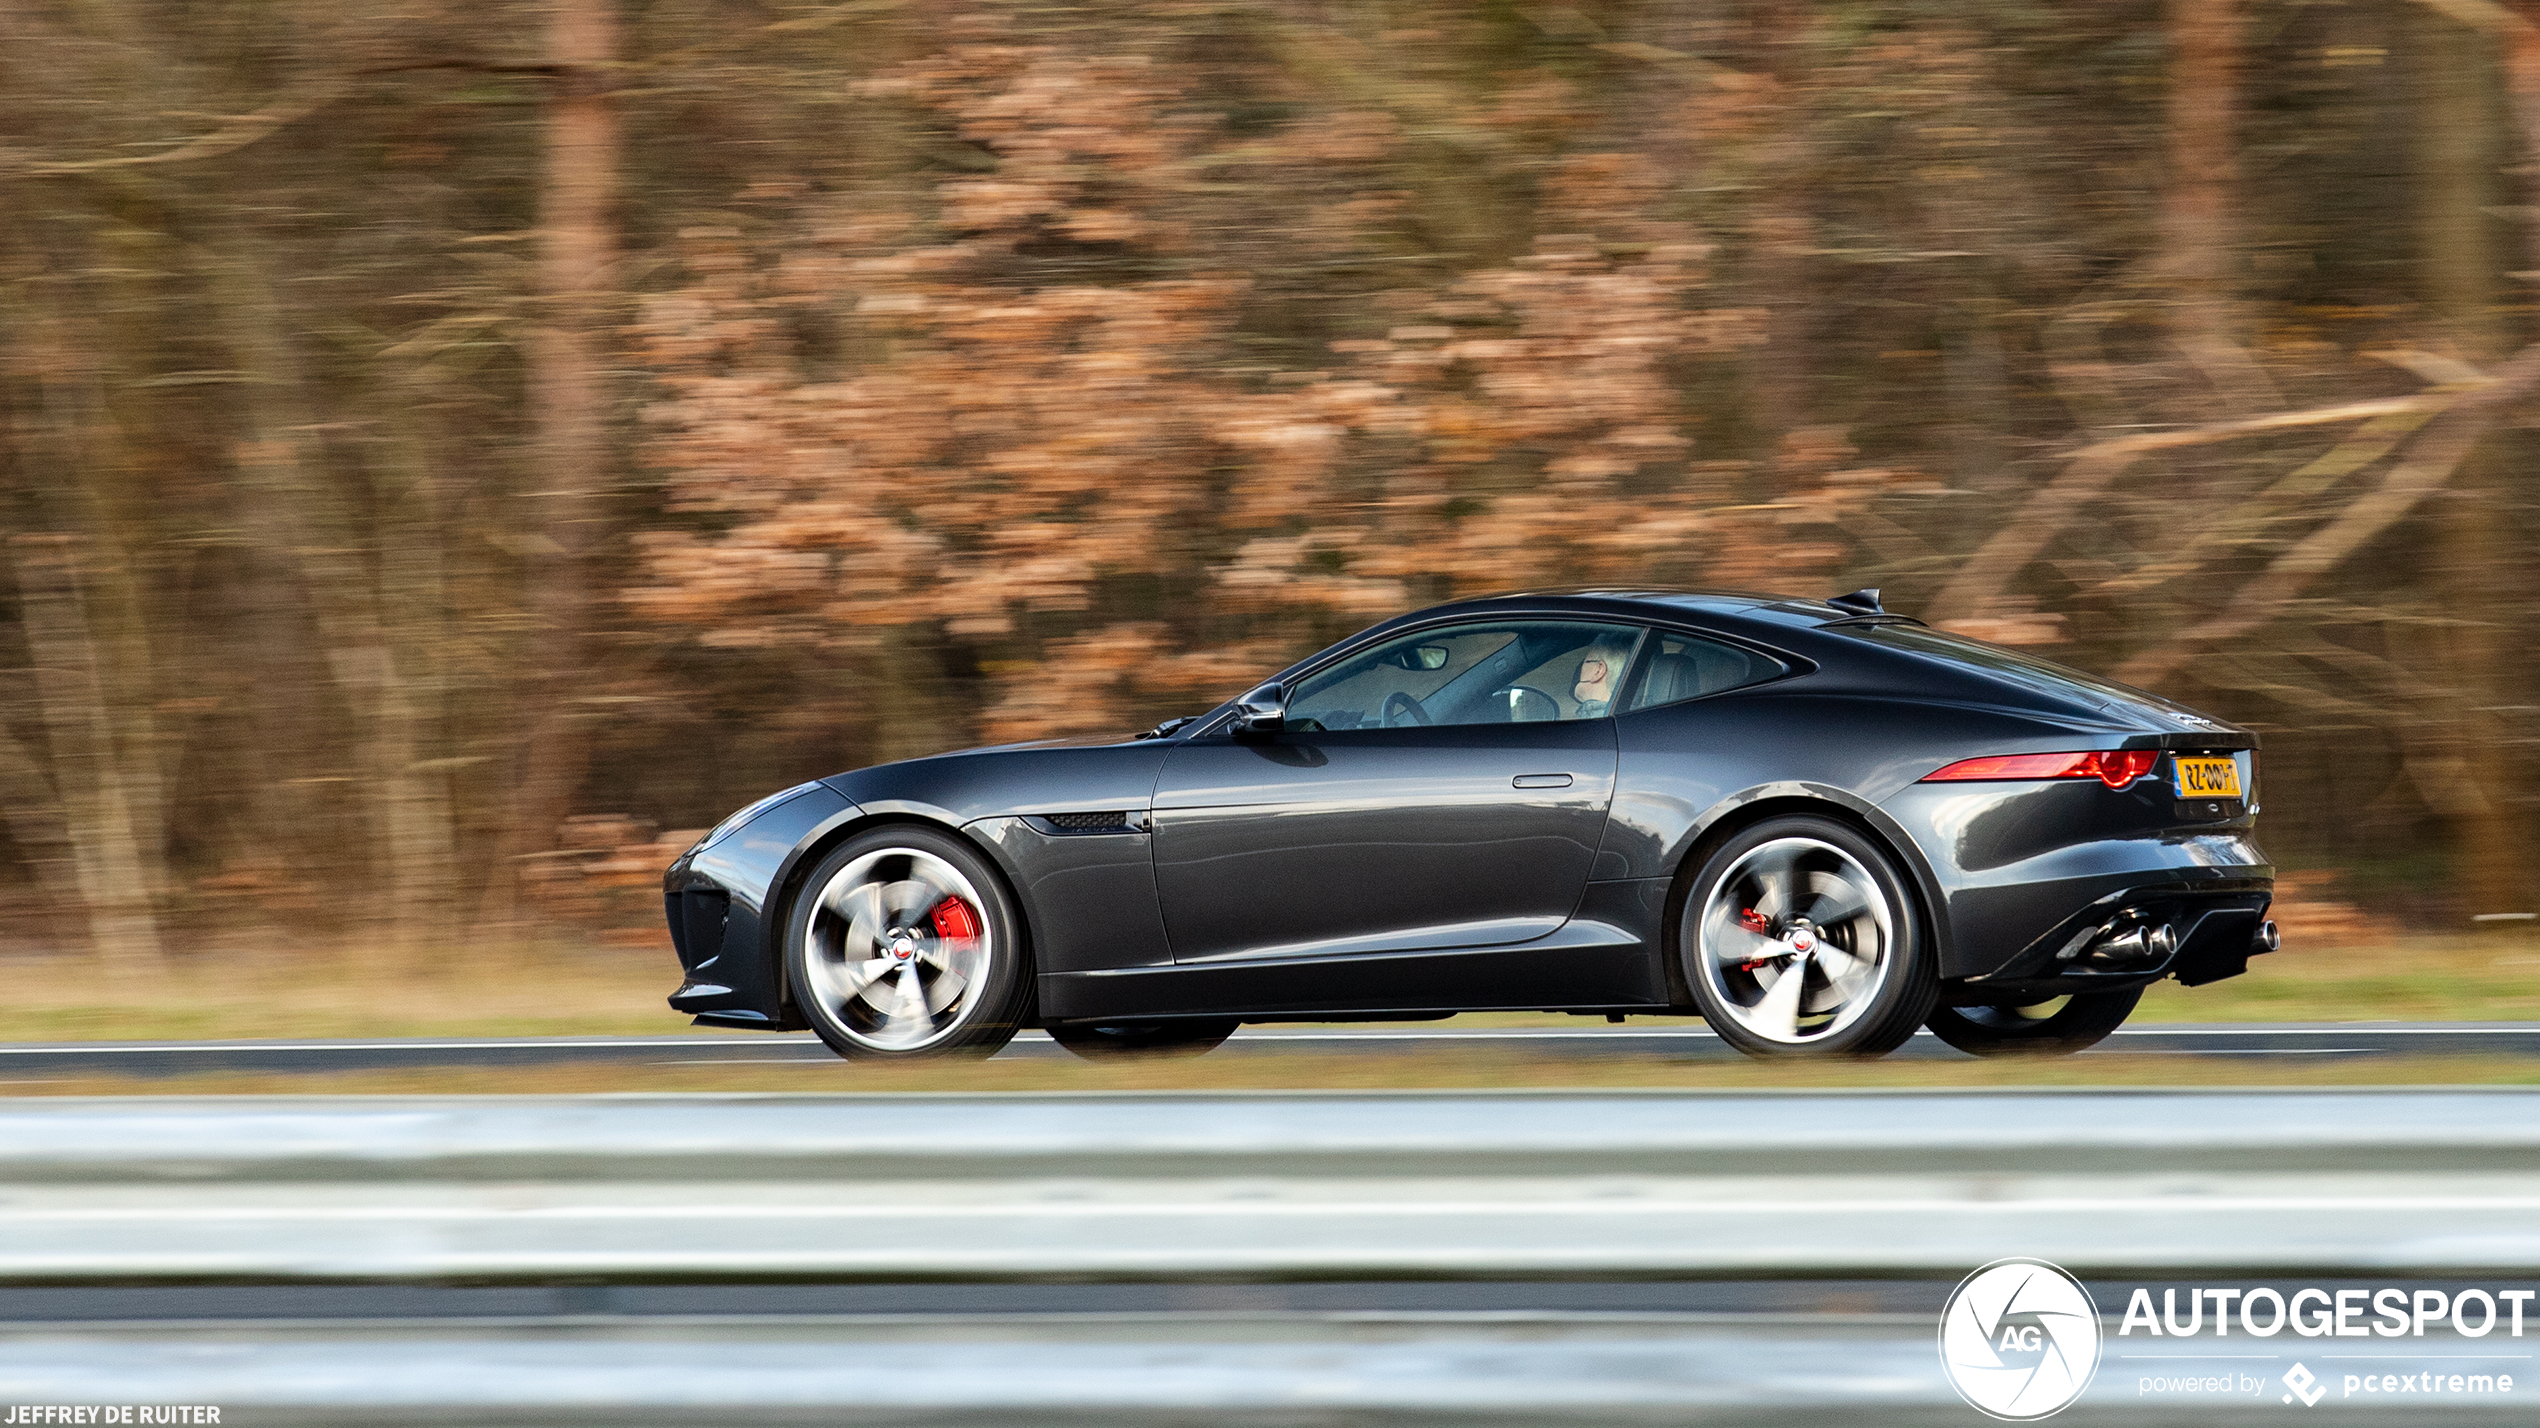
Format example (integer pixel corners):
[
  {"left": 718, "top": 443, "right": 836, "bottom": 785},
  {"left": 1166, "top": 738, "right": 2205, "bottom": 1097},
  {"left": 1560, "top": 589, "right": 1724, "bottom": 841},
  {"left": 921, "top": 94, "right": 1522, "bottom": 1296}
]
[{"left": 1287, "top": 622, "right": 1644, "bottom": 729}]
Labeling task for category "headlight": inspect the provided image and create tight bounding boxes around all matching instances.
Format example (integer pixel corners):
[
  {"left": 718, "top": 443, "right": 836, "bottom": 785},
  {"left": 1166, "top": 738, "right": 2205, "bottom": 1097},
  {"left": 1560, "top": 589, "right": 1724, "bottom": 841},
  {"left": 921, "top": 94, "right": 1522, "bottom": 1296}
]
[{"left": 696, "top": 782, "right": 819, "bottom": 851}]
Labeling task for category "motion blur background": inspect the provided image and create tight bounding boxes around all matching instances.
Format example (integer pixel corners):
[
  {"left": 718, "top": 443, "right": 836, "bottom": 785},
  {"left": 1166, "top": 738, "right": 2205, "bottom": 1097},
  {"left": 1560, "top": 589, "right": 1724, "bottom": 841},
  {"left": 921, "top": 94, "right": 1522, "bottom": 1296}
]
[{"left": 1, "top": 0, "right": 2534, "bottom": 979}]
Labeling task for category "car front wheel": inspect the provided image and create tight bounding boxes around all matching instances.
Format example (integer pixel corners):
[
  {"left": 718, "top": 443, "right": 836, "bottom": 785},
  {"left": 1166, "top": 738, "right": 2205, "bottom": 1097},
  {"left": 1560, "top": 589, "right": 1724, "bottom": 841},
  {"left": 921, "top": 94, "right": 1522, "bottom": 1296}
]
[
  {"left": 785, "top": 826, "right": 1033, "bottom": 1061},
  {"left": 1925, "top": 988, "right": 2142, "bottom": 1057},
  {"left": 1681, "top": 816, "right": 1937, "bottom": 1060}
]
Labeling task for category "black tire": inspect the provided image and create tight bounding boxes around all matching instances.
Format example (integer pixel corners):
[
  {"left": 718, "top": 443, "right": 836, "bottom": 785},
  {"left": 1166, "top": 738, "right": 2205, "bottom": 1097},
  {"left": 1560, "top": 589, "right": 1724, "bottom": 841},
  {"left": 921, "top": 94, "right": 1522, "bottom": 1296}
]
[
  {"left": 1680, "top": 815, "right": 1938, "bottom": 1060},
  {"left": 784, "top": 825, "right": 1033, "bottom": 1061},
  {"left": 1925, "top": 988, "right": 2142, "bottom": 1057},
  {"left": 1046, "top": 1019, "right": 1241, "bottom": 1060}
]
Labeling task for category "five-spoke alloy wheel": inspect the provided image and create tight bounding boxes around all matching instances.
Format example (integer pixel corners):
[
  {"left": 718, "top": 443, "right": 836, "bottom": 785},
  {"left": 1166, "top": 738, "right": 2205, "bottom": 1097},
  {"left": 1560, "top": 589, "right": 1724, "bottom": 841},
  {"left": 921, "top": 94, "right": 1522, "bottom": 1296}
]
[
  {"left": 786, "top": 826, "right": 1031, "bottom": 1060},
  {"left": 1683, "top": 816, "right": 1935, "bottom": 1059}
]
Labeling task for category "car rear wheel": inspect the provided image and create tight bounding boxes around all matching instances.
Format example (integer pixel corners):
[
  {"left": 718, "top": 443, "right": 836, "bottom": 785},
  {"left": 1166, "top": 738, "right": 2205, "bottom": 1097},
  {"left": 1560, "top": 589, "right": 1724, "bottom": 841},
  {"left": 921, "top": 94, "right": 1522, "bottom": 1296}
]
[
  {"left": 1046, "top": 1019, "right": 1240, "bottom": 1060},
  {"left": 1925, "top": 988, "right": 2142, "bottom": 1057},
  {"left": 1681, "top": 816, "right": 1936, "bottom": 1060},
  {"left": 785, "top": 826, "right": 1033, "bottom": 1061}
]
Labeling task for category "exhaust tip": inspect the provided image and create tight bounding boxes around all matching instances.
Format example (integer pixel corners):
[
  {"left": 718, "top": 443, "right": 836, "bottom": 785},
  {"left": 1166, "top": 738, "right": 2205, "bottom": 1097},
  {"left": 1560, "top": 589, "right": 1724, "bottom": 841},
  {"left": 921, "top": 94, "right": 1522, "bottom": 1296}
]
[
  {"left": 2252, "top": 919, "right": 2280, "bottom": 954},
  {"left": 2073, "top": 920, "right": 2180, "bottom": 968}
]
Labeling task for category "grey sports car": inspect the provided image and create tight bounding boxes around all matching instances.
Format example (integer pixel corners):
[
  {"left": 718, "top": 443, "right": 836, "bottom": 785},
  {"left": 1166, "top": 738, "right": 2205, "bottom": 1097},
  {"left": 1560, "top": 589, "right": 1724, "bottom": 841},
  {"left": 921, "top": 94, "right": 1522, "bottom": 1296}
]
[{"left": 664, "top": 589, "right": 2277, "bottom": 1061}]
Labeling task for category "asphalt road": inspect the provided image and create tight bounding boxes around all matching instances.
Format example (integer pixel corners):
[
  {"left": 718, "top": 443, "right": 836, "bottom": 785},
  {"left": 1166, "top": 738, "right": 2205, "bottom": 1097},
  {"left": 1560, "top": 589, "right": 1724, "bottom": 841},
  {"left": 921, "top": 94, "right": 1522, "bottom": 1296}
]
[{"left": 2, "top": 1020, "right": 2535, "bottom": 1077}]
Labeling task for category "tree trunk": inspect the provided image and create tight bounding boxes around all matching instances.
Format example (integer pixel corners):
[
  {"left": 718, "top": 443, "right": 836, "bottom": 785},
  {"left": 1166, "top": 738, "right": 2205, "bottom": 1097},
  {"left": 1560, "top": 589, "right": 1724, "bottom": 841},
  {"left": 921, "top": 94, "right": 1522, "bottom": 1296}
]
[
  {"left": 502, "top": 0, "right": 621, "bottom": 917},
  {"left": 7, "top": 272, "right": 173, "bottom": 968},
  {"left": 2162, "top": 0, "right": 2275, "bottom": 412},
  {"left": 217, "top": 237, "right": 461, "bottom": 958},
  {"left": 2416, "top": 8, "right": 2533, "bottom": 918},
  {"left": 0, "top": 712, "right": 94, "bottom": 941},
  {"left": 1744, "top": 0, "right": 1816, "bottom": 446},
  {"left": 7, "top": 536, "right": 165, "bottom": 969}
]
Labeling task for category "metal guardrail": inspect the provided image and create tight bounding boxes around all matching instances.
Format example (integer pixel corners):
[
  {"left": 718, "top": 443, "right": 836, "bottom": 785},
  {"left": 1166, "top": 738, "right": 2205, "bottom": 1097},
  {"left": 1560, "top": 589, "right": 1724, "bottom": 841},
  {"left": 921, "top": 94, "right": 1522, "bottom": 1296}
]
[
  {"left": 4, "top": 1089, "right": 2540, "bottom": 1282},
  {"left": 0, "top": 1323, "right": 1990, "bottom": 1426},
  {"left": 8, "top": 1319, "right": 2539, "bottom": 1426},
  {"left": 3, "top": 1091, "right": 2537, "bottom": 1425}
]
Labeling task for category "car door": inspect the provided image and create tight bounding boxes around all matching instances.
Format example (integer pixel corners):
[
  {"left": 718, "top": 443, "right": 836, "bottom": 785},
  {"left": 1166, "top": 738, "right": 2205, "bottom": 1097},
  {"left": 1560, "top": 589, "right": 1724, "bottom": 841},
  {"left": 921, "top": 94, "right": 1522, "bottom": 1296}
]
[{"left": 1150, "top": 619, "right": 1644, "bottom": 967}]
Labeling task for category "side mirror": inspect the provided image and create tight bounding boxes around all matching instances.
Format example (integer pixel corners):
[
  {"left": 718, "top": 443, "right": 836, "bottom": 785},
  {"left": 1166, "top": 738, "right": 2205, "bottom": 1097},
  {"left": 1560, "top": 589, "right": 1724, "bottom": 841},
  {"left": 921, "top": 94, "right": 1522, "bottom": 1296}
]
[{"left": 1231, "top": 682, "right": 1287, "bottom": 735}]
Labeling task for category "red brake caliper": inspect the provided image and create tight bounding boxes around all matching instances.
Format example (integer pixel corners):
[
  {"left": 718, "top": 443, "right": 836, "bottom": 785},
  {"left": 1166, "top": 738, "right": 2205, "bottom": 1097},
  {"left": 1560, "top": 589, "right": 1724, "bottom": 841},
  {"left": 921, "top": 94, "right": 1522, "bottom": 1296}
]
[
  {"left": 1736, "top": 907, "right": 1775, "bottom": 971},
  {"left": 931, "top": 897, "right": 982, "bottom": 942}
]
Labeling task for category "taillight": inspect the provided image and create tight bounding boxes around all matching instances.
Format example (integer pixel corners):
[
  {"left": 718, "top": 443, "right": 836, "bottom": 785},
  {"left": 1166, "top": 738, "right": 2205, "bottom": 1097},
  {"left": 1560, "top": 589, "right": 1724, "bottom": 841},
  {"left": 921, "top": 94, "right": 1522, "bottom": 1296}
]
[{"left": 1921, "top": 749, "right": 2159, "bottom": 790}]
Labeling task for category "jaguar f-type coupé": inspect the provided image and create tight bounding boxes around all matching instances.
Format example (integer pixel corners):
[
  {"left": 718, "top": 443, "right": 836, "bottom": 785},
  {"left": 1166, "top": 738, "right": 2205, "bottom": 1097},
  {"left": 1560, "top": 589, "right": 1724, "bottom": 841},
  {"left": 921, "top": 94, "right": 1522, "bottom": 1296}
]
[{"left": 663, "top": 589, "right": 2277, "bottom": 1061}]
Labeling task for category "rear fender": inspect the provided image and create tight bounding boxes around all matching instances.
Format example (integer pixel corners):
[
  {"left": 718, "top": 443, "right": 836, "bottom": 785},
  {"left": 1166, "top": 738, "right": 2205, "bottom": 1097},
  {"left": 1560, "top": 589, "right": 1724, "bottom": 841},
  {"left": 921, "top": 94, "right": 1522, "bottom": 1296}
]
[{"left": 1656, "top": 785, "right": 1955, "bottom": 986}]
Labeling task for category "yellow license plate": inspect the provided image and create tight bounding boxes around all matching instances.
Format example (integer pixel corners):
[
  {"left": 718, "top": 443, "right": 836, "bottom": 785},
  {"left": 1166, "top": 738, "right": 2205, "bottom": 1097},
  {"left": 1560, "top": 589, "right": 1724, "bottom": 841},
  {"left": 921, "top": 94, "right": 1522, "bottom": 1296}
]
[{"left": 2173, "top": 756, "right": 2242, "bottom": 800}]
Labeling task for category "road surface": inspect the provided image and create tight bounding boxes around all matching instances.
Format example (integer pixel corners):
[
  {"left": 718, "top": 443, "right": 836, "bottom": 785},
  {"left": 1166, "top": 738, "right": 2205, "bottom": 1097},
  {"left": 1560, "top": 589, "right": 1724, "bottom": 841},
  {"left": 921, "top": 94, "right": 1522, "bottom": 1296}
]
[{"left": 1, "top": 1020, "right": 2533, "bottom": 1077}]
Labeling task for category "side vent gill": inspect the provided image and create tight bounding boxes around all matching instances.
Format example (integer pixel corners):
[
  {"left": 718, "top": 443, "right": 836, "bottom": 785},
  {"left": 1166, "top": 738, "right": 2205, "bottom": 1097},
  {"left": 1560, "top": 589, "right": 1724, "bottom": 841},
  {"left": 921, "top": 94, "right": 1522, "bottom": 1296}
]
[{"left": 1030, "top": 810, "right": 1145, "bottom": 835}]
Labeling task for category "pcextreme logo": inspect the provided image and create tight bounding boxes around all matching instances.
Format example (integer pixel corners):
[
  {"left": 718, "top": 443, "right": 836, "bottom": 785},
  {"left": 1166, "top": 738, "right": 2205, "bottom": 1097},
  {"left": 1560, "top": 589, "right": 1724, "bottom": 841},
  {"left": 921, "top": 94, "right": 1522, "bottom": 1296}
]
[{"left": 1939, "top": 1258, "right": 2102, "bottom": 1420}]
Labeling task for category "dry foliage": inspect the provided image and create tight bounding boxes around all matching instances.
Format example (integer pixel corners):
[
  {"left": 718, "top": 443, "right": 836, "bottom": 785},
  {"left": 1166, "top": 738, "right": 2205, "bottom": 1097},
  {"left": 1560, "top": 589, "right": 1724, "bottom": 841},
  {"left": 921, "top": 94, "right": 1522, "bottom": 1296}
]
[
  {"left": 0, "top": 1, "right": 2535, "bottom": 965},
  {"left": 631, "top": 24, "right": 1908, "bottom": 757}
]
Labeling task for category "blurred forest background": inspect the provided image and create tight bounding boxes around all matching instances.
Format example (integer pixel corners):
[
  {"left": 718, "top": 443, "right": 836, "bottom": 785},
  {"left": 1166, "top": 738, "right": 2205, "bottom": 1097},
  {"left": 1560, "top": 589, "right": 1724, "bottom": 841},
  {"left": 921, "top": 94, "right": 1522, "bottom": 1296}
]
[{"left": 2, "top": 0, "right": 2537, "bottom": 970}]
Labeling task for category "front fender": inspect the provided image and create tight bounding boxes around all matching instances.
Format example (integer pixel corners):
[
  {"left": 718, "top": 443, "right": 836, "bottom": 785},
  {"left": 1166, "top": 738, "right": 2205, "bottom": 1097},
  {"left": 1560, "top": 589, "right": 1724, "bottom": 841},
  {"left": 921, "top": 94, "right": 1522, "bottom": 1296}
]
[{"left": 665, "top": 783, "right": 861, "bottom": 1027}]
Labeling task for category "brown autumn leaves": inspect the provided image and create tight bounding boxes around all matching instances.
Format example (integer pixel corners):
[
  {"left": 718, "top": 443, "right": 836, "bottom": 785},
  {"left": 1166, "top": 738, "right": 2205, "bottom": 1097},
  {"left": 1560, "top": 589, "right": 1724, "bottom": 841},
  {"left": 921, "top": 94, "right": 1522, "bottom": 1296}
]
[
  {"left": 620, "top": 10, "right": 2536, "bottom": 922},
  {"left": 5, "top": 1, "right": 2537, "bottom": 964},
  {"left": 629, "top": 32, "right": 1918, "bottom": 747}
]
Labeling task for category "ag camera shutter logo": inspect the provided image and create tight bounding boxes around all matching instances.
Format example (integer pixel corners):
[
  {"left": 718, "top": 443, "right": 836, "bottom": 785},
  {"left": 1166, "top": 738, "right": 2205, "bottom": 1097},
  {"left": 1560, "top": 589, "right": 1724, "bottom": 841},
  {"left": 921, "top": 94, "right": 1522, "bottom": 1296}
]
[{"left": 1939, "top": 1258, "right": 2103, "bottom": 1420}]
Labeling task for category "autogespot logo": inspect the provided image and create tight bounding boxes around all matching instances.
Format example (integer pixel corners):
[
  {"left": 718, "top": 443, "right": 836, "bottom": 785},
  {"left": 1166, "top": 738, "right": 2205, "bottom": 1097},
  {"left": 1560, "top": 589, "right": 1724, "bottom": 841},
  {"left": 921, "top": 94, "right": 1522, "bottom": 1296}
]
[{"left": 1940, "top": 1258, "right": 2104, "bottom": 1420}]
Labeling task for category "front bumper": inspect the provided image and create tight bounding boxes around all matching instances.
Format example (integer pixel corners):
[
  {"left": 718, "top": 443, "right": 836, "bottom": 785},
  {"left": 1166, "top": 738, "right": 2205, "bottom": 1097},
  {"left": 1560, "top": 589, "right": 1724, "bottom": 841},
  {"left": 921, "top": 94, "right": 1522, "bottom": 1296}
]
[{"left": 661, "top": 782, "right": 860, "bottom": 1030}]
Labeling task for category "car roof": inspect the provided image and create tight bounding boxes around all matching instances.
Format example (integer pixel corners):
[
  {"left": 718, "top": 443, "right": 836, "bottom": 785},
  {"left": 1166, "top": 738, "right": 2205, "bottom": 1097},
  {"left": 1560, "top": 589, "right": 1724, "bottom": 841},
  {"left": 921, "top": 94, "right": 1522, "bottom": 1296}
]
[
  {"left": 1363, "top": 587, "right": 1862, "bottom": 632},
  {"left": 1200, "top": 585, "right": 2229, "bottom": 742},
  {"left": 1346, "top": 588, "right": 2226, "bottom": 731},
  {"left": 1244, "top": 588, "right": 1869, "bottom": 697}
]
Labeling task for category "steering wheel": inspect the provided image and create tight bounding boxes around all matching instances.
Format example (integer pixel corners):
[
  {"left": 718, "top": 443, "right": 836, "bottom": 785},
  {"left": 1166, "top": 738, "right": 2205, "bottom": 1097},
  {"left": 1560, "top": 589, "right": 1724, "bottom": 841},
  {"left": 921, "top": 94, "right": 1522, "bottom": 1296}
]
[
  {"left": 1488, "top": 685, "right": 1561, "bottom": 723},
  {"left": 1382, "top": 691, "right": 1433, "bottom": 728}
]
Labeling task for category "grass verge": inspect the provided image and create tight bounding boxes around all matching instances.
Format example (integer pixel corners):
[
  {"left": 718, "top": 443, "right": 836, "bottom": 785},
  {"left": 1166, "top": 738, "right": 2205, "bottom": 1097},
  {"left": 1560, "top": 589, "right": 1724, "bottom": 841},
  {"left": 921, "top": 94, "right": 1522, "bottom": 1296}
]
[
  {"left": 0, "top": 930, "right": 2529, "bottom": 1045},
  {"left": 0, "top": 943, "right": 680, "bottom": 1043},
  {"left": 2135, "top": 932, "right": 2539, "bottom": 1022}
]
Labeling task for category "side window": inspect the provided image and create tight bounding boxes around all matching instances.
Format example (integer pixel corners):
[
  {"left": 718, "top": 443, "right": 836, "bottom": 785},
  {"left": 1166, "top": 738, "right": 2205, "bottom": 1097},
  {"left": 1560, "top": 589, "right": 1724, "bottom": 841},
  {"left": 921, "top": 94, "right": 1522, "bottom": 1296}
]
[
  {"left": 1286, "top": 621, "right": 1647, "bottom": 730},
  {"left": 1621, "top": 631, "right": 1785, "bottom": 712}
]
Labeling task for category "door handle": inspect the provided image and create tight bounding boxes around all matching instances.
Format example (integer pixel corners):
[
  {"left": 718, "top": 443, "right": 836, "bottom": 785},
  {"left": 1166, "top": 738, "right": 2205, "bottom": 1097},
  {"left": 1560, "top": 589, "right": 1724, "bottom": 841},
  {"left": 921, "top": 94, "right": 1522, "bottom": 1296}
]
[{"left": 1512, "top": 773, "right": 1573, "bottom": 789}]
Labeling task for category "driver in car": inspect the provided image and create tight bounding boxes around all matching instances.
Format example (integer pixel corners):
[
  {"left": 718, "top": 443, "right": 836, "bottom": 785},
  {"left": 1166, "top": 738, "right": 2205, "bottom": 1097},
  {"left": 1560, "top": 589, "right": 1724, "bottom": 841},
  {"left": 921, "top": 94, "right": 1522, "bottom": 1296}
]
[{"left": 1572, "top": 643, "right": 1628, "bottom": 719}]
